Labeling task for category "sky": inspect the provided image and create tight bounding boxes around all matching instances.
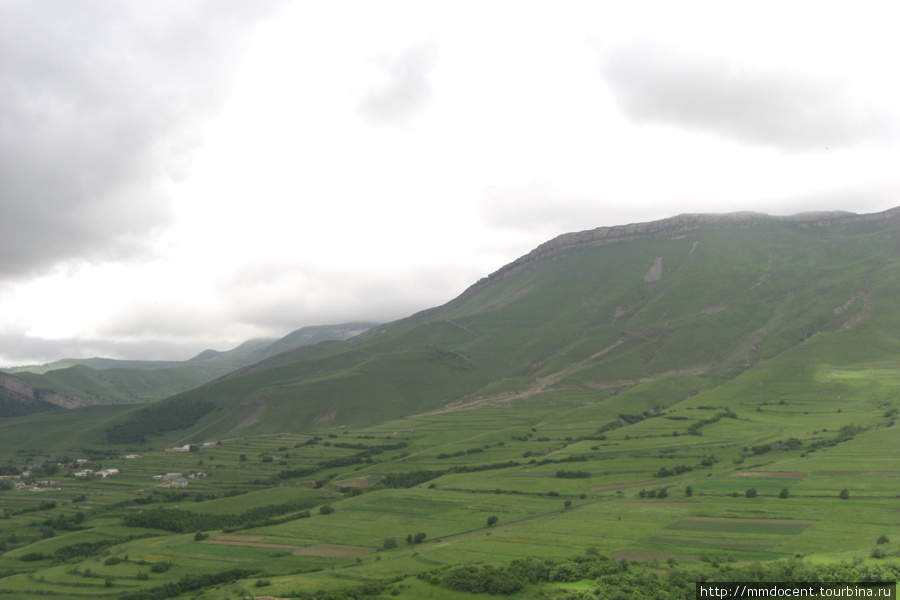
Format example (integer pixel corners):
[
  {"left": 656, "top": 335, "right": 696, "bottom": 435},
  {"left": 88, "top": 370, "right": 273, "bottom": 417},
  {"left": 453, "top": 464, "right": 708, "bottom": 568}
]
[{"left": 1, "top": 1, "right": 899, "bottom": 366}]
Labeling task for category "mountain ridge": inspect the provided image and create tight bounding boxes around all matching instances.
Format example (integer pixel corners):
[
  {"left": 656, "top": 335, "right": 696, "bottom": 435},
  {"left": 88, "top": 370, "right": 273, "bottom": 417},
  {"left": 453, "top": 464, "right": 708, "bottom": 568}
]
[{"left": 461, "top": 206, "right": 900, "bottom": 297}]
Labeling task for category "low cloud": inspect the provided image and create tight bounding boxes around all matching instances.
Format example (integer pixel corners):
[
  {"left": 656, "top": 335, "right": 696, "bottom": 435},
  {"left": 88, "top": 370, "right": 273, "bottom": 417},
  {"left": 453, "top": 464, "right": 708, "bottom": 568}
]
[
  {"left": 480, "top": 184, "right": 666, "bottom": 235},
  {"left": 0, "top": 329, "right": 212, "bottom": 366},
  {"left": 218, "top": 260, "right": 473, "bottom": 332},
  {"left": 0, "top": 1, "right": 280, "bottom": 280},
  {"left": 358, "top": 41, "right": 437, "bottom": 125},
  {"left": 601, "top": 45, "right": 896, "bottom": 152}
]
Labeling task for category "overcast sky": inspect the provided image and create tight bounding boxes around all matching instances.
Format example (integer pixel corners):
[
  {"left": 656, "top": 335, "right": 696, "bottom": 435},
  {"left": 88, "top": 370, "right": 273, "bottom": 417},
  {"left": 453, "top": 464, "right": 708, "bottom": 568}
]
[{"left": 2, "top": 1, "right": 899, "bottom": 366}]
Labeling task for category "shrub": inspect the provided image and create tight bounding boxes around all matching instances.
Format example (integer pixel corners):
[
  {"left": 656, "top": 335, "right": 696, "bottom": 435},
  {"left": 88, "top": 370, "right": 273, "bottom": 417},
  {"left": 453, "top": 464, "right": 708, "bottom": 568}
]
[
  {"left": 877, "top": 534, "right": 890, "bottom": 545},
  {"left": 839, "top": 488, "right": 850, "bottom": 500},
  {"left": 779, "top": 488, "right": 789, "bottom": 499},
  {"left": 745, "top": 488, "right": 758, "bottom": 498}
]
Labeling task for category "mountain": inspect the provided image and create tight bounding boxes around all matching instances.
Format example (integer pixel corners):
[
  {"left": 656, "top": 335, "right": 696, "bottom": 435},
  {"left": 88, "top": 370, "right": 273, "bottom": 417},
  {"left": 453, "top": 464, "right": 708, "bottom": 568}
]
[
  {"left": 19, "top": 206, "right": 895, "bottom": 449},
  {"left": 1, "top": 322, "right": 377, "bottom": 408}
]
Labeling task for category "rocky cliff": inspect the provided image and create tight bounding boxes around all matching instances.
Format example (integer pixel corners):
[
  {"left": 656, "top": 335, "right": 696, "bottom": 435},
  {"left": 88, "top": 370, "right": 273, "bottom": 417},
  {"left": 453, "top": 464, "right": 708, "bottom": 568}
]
[{"left": 0, "top": 371, "right": 100, "bottom": 415}]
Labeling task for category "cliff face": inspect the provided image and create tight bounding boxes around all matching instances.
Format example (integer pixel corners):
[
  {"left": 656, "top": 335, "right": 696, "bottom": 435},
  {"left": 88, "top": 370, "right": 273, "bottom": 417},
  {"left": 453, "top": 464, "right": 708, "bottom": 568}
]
[
  {"left": 0, "top": 371, "right": 33, "bottom": 402},
  {"left": 462, "top": 207, "right": 900, "bottom": 297},
  {"left": 0, "top": 371, "right": 100, "bottom": 412}
]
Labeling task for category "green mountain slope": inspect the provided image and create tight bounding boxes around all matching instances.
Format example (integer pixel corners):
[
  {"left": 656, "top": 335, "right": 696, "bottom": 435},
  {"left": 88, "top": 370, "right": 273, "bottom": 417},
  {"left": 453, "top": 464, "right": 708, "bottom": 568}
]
[{"left": 16, "top": 207, "right": 893, "bottom": 450}]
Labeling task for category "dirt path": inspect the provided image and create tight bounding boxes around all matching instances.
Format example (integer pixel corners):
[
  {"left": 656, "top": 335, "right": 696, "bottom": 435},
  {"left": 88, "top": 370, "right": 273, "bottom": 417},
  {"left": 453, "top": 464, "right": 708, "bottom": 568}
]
[{"left": 417, "top": 337, "right": 630, "bottom": 416}]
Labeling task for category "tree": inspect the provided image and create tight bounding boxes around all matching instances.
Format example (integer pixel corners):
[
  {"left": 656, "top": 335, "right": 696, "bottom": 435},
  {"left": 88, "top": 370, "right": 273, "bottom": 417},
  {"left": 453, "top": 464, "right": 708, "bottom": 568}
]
[
  {"left": 487, "top": 515, "right": 499, "bottom": 527},
  {"left": 239, "top": 454, "right": 247, "bottom": 462},
  {"left": 877, "top": 534, "right": 890, "bottom": 545},
  {"left": 685, "top": 485, "right": 693, "bottom": 497},
  {"left": 319, "top": 505, "right": 334, "bottom": 515},
  {"left": 383, "top": 537, "right": 398, "bottom": 549},
  {"left": 779, "top": 487, "right": 789, "bottom": 499},
  {"left": 839, "top": 488, "right": 850, "bottom": 500},
  {"left": 745, "top": 488, "right": 758, "bottom": 498},
  {"left": 564, "top": 500, "right": 572, "bottom": 509},
  {"left": 413, "top": 532, "right": 427, "bottom": 544}
]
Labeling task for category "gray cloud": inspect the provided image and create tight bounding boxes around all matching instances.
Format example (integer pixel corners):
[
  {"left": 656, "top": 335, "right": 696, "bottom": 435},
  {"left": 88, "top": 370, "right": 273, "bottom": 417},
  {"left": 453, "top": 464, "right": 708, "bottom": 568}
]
[
  {"left": 358, "top": 42, "right": 437, "bottom": 125},
  {"left": 0, "top": 328, "right": 213, "bottom": 366},
  {"left": 0, "top": 1, "right": 280, "bottom": 279},
  {"left": 481, "top": 184, "right": 669, "bottom": 234},
  {"left": 601, "top": 45, "right": 896, "bottom": 151},
  {"left": 218, "top": 260, "right": 473, "bottom": 332}
]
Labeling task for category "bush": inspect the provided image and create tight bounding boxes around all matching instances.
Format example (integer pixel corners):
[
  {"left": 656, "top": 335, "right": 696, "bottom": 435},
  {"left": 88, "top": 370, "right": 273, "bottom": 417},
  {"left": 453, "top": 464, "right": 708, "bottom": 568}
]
[
  {"left": 745, "top": 488, "right": 758, "bottom": 498},
  {"left": 779, "top": 488, "right": 789, "bottom": 499},
  {"left": 20, "top": 552, "right": 47, "bottom": 562},
  {"left": 877, "top": 534, "right": 890, "bottom": 545},
  {"left": 839, "top": 488, "right": 850, "bottom": 500},
  {"left": 383, "top": 537, "right": 398, "bottom": 549}
]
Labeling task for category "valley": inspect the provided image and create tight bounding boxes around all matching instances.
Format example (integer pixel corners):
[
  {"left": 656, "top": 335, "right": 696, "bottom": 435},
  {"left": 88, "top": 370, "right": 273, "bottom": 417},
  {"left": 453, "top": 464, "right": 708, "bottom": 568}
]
[{"left": 1, "top": 209, "right": 899, "bottom": 599}]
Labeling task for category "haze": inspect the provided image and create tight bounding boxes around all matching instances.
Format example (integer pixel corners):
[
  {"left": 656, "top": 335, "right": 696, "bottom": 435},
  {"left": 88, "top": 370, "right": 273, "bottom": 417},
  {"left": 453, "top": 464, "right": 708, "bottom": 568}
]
[{"left": 1, "top": 0, "right": 898, "bottom": 366}]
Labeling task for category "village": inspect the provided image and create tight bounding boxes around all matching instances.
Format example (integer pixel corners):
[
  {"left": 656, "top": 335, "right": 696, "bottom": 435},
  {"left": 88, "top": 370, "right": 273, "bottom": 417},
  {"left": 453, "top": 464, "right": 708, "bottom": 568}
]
[{"left": 0, "top": 442, "right": 220, "bottom": 493}]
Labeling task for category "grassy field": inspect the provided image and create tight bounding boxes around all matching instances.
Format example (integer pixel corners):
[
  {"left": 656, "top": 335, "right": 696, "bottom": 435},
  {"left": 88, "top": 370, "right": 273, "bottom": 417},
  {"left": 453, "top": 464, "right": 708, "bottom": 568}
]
[{"left": 1, "top": 377, "right": 898, "bottom": 599}]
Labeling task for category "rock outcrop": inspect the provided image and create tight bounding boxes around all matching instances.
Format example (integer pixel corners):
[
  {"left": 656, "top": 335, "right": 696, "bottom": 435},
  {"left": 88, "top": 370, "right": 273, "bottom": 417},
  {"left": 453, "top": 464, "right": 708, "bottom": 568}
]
[{"left": 0, "top": 371, "right": 100, "bottom": 411}]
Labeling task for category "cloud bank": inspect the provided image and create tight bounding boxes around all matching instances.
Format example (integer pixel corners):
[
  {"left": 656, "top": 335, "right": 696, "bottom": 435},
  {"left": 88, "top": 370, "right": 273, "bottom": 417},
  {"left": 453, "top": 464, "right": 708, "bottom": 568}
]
[
  {"left": 0, "top": 1, "right": 280, "bottom": 279},
  {"left": 602, "top": 45, "right": 896, "bottom": 152}
]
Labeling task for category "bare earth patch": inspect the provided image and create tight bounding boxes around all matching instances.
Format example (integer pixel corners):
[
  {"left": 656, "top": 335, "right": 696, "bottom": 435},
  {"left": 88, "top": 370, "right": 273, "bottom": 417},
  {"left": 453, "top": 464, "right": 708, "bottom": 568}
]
[
  {"left": 293, "top": 544, "right": 372, "bottom": 557},
  {"left": 590, "top": 480, "right": 660, "bottom": 491},
  {"left": 730, "top": 471, "right": 806, "bottom": 478},
  {"left": 230, "top": 393, "right": 269, "bottom": 432}
]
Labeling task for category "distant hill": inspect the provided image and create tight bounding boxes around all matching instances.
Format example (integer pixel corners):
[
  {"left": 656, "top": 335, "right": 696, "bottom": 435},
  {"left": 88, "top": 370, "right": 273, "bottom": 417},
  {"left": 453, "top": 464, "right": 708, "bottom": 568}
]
[{"left": 1, "top": 322, "right": 376, "bottom": 409}]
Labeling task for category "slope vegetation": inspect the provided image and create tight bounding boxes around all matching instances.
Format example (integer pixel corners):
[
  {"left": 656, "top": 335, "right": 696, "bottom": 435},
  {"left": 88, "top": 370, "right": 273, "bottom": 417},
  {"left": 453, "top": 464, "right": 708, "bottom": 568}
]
[{"left": 72, "top": 207, "right": 900, "bottom": 447}]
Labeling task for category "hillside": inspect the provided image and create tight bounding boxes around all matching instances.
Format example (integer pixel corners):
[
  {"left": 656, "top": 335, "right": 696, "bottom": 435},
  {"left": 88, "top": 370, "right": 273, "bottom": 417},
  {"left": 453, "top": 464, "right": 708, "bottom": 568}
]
[
  {"left": 1, "top": 322, "right": 376, "bottom": 408},
  {"left": 0, "top": 208, "right": 898, "bottom": 599},
  {"left": 61, "top": 207, "right": 899, "bottom": 446}
]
